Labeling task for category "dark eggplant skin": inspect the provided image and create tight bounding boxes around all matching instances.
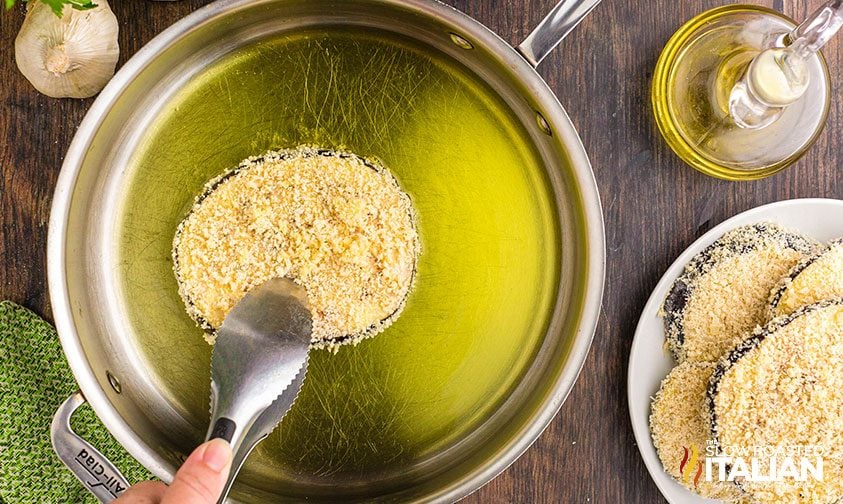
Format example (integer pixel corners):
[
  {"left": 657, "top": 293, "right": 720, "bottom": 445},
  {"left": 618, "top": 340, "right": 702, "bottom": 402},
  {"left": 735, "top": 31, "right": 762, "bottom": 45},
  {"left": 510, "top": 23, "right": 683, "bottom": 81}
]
[
  {"left": 768, "top": 238, "right": 843, "bottom": 316},
  {"left": 663, "top": 223, "right": 818, "bottom": 362},
  {"left": 706, "top": 298, "right": 843, "bottom": 455}
]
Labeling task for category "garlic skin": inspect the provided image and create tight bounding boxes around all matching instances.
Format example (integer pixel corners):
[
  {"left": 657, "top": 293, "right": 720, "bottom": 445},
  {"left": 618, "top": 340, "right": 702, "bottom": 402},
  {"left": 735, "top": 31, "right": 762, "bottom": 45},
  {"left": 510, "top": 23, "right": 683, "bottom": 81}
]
[{"left": 15, "top": 0, "right": 119, "bottom": 99}]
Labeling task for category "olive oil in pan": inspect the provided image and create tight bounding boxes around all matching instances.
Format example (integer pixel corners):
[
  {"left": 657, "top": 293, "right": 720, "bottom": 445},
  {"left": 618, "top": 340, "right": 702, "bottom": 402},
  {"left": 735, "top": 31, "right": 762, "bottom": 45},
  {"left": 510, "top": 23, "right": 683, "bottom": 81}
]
[{"left": 117, "top": 28, "right": 561, "bottom": 497}]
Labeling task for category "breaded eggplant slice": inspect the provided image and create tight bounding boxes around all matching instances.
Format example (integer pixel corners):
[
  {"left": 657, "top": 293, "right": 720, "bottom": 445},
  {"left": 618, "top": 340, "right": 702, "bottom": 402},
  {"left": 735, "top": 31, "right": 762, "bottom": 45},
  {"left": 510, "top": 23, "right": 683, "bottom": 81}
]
[
  {"left": 662, "top": 223, "right": 817, "bottom": 363},
  {"left": 650, "top": 361, "right": 747, "bottom": 501},
  {"left": 769, "top": 238, "right": 843, "bottom": 318},
  {"left": 707, "top": 299, "right": 843, "bottom": 504}
]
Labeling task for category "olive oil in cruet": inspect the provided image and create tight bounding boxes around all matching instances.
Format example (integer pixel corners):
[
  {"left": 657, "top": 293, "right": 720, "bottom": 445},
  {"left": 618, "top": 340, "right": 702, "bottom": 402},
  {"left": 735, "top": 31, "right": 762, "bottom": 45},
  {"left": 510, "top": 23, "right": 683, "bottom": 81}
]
[{"left": 652, "top": 1, "right": 843, "bottom": 180}]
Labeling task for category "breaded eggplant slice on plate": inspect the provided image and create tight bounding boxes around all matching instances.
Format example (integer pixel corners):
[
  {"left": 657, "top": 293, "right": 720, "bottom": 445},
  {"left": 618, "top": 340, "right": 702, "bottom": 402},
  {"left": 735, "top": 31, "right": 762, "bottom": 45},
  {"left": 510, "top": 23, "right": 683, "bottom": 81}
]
[
  {"left": 662, "top": 223, "right": 818, "bottom": 363},
  {"left": 650, "top": 361, "right": 747, "bottom": 502},
  {"left": 707, "top": 299, "right": 843, "bottom": 504},
  {"left": 769, "top": 238, "right": 843, "bottom": 318}
]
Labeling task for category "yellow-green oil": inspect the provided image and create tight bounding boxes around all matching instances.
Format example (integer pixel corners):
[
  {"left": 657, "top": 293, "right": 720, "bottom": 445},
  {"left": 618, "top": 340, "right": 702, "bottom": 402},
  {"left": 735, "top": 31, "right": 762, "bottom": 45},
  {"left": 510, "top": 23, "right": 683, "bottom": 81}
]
[
  {"left": 652, "top": 5, "right": 829, "bottom": 180},
  {"left": 116, "top": 28, "right": 561, "bottom": 498}
]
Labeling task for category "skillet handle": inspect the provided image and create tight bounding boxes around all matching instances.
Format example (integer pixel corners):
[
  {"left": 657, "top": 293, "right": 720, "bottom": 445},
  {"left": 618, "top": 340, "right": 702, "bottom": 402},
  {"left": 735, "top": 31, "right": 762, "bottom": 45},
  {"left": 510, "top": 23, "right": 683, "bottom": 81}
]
[
  {"left": 517, "top": 0, "right": 603, "bottom": 66},
  {"left": 51, "top": 391, "right": 131, "bottom": 503}
]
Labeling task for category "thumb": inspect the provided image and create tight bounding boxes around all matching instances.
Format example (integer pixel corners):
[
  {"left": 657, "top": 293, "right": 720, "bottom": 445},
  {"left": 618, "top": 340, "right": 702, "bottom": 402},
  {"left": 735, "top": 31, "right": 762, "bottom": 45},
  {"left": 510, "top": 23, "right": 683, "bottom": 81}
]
[{"left": 162, "top": 438, "right": 232, "bottom": 504}]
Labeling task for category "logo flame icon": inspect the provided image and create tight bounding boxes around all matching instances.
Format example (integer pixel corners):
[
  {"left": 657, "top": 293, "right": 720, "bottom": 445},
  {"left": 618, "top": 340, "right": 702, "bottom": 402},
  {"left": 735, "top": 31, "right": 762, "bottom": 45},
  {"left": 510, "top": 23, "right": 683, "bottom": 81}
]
[{"left": 679, "top": 444, "right": 703, "bottom": 488}]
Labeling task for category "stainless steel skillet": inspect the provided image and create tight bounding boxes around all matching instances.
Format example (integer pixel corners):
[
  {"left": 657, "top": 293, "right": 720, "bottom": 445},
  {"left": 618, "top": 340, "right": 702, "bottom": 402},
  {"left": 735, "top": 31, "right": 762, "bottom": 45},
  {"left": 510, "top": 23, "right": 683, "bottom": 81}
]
[{"left": 47, "top": 0, "right": 605, "bottom": 502}]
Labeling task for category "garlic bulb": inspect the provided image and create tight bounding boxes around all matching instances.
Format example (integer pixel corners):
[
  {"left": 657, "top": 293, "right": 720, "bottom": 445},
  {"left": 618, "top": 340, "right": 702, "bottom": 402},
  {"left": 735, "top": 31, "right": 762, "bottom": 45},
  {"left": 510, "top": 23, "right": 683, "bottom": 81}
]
[{"left": 15, "top": 0, "right": 119, "bottom": 99}]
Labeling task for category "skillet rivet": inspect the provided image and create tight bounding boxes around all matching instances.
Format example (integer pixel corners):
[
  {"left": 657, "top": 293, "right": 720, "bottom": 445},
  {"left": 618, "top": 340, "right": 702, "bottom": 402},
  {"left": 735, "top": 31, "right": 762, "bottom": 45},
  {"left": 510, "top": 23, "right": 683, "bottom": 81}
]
[
  {"left": 535, "top": 112, "right": 552, "bottom": 136},
  {"left": 106, "top": 371, "right": 122, "bottom": 394},
  {"left": 449, "top": 33, "right": 474, "bottom": 50}
]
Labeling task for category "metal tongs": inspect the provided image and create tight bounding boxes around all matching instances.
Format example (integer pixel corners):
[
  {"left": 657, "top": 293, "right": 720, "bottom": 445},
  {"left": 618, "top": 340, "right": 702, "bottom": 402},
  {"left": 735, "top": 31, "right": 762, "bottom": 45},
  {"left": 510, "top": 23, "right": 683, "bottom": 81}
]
[{"left": 206, "top": 277, "right": 312, "bottom": 503}]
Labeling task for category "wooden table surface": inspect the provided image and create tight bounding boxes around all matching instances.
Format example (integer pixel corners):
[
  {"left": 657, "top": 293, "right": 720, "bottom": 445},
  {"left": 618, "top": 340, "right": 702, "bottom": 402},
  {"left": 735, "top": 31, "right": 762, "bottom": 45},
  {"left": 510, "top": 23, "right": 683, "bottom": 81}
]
[{"left": 2, "top": 0, "right": 841, "bottom": 502}]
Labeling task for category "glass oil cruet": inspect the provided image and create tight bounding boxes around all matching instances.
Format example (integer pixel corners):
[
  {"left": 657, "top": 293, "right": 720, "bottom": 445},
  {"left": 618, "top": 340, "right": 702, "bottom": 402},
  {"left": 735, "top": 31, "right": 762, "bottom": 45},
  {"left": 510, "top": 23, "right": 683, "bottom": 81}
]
[{"left": 652, "top": 1, "right": 843, "bottom": 180}]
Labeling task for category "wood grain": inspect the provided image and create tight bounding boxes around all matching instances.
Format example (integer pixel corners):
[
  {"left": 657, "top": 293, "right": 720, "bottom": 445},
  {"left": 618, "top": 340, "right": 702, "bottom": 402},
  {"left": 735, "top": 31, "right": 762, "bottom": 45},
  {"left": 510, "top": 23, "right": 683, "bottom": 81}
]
[{"left": 1, "top": 0, "right": 840, "bottom": 502}]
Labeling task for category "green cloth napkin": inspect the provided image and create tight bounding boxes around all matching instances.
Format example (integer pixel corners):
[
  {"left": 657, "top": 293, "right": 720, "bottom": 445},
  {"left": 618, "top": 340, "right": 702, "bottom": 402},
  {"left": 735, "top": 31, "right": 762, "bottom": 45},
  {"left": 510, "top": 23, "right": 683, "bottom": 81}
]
[{"left": 0, "top": 300, "right": 153, "bottom": 503}]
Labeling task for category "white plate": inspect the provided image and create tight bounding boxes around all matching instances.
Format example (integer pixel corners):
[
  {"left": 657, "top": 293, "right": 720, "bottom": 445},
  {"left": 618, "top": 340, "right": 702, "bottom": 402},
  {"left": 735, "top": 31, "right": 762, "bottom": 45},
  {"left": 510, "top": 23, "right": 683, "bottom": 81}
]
[{"left": 627, "top": 198, "right": 843, "bottom": 504}]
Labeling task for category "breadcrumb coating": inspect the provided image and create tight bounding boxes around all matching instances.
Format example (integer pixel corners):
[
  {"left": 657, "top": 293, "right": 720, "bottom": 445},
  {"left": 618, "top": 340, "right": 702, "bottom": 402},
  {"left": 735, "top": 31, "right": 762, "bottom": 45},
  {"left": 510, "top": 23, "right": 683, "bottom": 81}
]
[
  {"left": 769, "top": 239, "right": 843, "bottom": 318},
  {"left": 708, "top": 300, "right": 843, "bottom": 504},
  {"left": 662, "top": 223, "right": 817, "bottom": 363},
  {"left": 650, "top": 361, "right": 747, "bottom": 501},
  {"left": 173, "top": 147, "right": 420, "bottom": 350}
]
